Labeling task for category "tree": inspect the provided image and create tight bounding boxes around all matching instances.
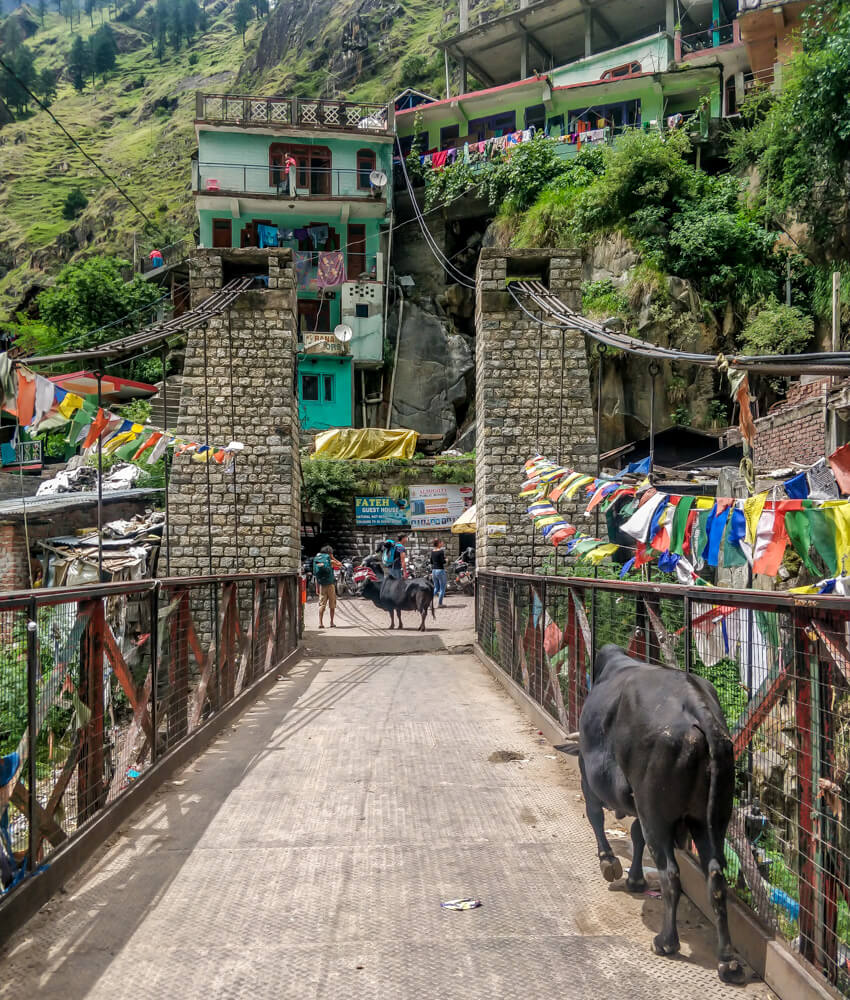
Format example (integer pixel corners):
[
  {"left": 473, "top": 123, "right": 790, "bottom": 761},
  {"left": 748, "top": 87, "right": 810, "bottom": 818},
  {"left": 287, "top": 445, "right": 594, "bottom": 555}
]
[
  {"left": 37, "top": 0, "right": 47, "bottom": 25},
  {"left": 154, "top": 0, "right": 167, "bottom": 60},
  {"left": 34, "top": 257, "right": 163, "bottom": 353},
  {"left": 62, "top": 187, "right": 88, "bottom": 220},
  {"left": 92, "top": 24, "right": 117, "bottom": 81},
  {"left": 38, "top": 68, "right": 59, "bottom": 107},
  {"left": 254, "top": 0, "right": 268, "bottom": 17},
  {"left": 234, "top": 0, "right": 251, "bottom": 44},
  {"left": 182, "top": 0, "right": 199, "bottom": 39},
  {"left": 0, "top": 46, "right": 37, "bottom": 114},
  {"left": 168, "top": 2, "right": 184, "bottom": 49},
  {"left": 68, "top": 33, "right": 88, "bottom": 91}
]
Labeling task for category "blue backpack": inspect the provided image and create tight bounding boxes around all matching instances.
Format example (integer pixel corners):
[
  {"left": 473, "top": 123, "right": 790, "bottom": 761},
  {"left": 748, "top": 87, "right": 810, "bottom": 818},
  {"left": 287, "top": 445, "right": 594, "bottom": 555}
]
[
  {"left": 381, "top": 541, "right": 398, "bottom": 568},
  {"left": 313, "top": 552, "right": 334, "bottom": 585}
]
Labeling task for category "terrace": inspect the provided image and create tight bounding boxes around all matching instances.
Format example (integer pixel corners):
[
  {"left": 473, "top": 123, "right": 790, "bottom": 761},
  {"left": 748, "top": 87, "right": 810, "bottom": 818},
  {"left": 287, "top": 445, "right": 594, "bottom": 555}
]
[{"left": 194, "top": 93, "right": 395, "bottom": 137}]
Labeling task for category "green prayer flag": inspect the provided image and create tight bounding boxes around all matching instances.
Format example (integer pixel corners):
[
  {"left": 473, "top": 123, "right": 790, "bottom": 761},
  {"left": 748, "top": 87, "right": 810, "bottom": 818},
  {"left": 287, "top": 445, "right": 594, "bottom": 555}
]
[{"left": 670, "top": 496, "right": 694, "bottom": 555}]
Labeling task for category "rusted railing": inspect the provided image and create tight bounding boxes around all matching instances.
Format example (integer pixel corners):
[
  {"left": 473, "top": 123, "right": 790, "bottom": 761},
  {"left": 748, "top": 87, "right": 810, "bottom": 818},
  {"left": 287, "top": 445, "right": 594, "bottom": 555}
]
[
  {"left": 195, "top": 92, "right": 394, "bottom": 135},
  {"left": 477, "top": 569, "right": 850, "bottom": 995},
  {"left": 0, "top": 573, "right": 299, "bottom": 919}
]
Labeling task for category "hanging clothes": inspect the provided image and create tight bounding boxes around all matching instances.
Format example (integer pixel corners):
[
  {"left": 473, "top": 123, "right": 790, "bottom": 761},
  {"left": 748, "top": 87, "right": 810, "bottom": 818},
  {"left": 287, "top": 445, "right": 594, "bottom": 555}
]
[
  {"left": 28, "top": 376, "right": 56, "bottom": 431},
  {"left": 430, "top": 150, "right": 449, "bottom": 169},
  {"left": 307, "top": 225, "right": 329, "bottom": 249},
  {"left": 317, "top": 251, "right": 345, "bottom": 288},
  {"left": 13, "top": 370, "right": 36, "bottom": 427},
  {"left": 256, "top": 224, "right": 279, "bottom": 249},
  {"left": 294, "top": 251, "right": 313, "bottom": 290}
]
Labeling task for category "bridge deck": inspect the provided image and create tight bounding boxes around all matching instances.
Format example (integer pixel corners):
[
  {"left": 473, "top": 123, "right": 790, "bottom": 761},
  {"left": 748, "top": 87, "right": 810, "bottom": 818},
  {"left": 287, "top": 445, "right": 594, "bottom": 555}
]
[{"left": 3, "top": 599, "right": 773, "bottom": 998}]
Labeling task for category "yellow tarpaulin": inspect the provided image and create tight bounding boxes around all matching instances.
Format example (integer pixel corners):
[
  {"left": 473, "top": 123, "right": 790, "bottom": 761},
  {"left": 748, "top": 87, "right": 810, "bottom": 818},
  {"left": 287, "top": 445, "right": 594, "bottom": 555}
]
[
  {"left": 451, "top": 504, "right": 477, "bottom": 534},
  {"left": 313, "top": 427, "right": 419, "bottom": 461}
]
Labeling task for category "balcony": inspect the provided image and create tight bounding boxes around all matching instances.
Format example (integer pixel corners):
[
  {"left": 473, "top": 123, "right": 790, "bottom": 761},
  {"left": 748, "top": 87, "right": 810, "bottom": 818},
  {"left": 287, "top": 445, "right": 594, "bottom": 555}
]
[
  {"left": 195, "top": 93, "right": 394, "bottom": 137},
  {"left": 193, "top": 163, "right": 390, "bottom": 202},
  {"left": 0, "top": 438, "right": 42, "bottom": 470}
]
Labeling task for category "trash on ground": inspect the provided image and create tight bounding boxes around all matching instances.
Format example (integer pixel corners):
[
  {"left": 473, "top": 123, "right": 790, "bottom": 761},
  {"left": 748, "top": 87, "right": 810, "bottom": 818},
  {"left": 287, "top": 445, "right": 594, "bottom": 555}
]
[
  {"left": 441, "top": 898, "right": 482, "bottom": 911},
  {"left": 605, "top": 829, "right": 628, "bottom": 839}
]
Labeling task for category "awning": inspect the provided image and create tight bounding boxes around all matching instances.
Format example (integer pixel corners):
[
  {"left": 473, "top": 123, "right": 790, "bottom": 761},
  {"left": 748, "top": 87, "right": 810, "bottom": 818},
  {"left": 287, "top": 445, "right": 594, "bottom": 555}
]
[
  {"left": 451, "top": 504, "right": 476, "bottom": 534},
  {"left": 312, "top": 428, "right": 418, "bottom": 460}
]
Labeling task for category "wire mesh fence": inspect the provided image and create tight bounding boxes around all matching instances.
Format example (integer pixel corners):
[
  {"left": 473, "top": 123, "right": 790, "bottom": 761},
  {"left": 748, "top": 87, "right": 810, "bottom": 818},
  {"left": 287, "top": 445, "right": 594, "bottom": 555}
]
[
  {"left": 477, "top": 569, "right": 850, "bottom": 994},
  {"left": 0, "top": 573, "right": 298, "bottom": 904}
]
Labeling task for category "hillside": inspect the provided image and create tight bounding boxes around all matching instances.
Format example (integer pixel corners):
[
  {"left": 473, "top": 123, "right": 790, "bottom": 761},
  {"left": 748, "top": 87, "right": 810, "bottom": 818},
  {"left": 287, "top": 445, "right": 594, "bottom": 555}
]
[{"left": 0, "top": 0, "right": 483, "bottom": 320}]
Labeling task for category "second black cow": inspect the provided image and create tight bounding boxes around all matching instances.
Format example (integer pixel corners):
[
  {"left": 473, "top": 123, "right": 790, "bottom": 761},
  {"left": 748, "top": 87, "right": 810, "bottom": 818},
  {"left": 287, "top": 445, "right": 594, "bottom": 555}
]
[
  {"left": 579, "top": 644, "right": 743, "bottom": 982},
  {"left": 357, "top": 558, "right": 435, "bottom": 631}
]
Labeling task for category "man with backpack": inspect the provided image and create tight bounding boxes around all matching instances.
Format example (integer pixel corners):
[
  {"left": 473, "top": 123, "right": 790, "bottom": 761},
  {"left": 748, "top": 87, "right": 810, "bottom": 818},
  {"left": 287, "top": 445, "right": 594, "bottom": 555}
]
[
  {"left": 312, "top": 545, "right": 342, "bottom": 628},
  {"left": 382, "top": 534, "right": 409, "bottom": 580}
]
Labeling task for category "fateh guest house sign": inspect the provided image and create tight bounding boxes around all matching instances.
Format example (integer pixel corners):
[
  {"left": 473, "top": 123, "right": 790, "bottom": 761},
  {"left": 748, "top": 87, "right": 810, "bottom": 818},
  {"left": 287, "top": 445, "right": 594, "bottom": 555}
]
[
  {"left": 409, "top": 484, "right": 474, "bottom": 530},
  {"left": 355, "top": 497, "right": 411, "bottom": 526}
]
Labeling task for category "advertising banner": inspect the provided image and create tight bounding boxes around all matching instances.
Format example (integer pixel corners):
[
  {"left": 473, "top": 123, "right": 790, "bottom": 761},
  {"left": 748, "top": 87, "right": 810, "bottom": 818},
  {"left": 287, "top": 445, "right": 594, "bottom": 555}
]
[
  {"left": 354, "top": 497, "right": 411, "bottom": 526},
  {"left": 408, "top": 484, "right": 474, "bottom": 531}
]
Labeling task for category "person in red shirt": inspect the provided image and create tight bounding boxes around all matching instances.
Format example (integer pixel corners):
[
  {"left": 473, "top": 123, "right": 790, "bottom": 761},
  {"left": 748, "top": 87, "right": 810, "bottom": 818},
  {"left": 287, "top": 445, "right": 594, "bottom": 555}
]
[{"left": 284, "top": 153, "right": 297, "bottom": 197}]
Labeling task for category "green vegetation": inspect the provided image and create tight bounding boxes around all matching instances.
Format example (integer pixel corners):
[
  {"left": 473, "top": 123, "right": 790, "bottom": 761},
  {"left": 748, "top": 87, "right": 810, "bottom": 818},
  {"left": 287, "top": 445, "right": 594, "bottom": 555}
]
[
  {"left": 581, "top": 279, "right": 628, "bottom": 321},
  {"left": 62, "top": 186, "right": 88, "bottom": 220},
  {"left": 739, "top": 299, "right": 815, "bottom": 358}
]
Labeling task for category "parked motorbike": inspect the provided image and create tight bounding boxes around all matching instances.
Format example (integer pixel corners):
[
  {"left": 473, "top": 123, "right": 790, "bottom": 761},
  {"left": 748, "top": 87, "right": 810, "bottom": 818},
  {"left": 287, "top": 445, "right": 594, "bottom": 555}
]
[
  {"left": 336, "top": 558, "right": 357, "bottom": 596},
  {"left": 453, "top": 555, "right": 475, "bottom": 595}
]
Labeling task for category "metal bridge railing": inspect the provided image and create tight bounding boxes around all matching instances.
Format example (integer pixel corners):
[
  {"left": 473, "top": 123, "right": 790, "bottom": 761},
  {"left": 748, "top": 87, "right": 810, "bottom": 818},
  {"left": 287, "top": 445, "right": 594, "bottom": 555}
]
[
  {"left": 0, "top": 572, "right": 299, "bottom": 913},
  {"left": 476, "top": 569, "right": 850, "bottom": 994}
]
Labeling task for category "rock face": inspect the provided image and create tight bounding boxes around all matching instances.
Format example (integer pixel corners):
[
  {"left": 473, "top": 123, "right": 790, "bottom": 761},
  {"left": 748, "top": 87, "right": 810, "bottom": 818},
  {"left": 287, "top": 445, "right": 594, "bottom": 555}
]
[{"left": 390, "top": 301, "right": 473, "bottom": 440}]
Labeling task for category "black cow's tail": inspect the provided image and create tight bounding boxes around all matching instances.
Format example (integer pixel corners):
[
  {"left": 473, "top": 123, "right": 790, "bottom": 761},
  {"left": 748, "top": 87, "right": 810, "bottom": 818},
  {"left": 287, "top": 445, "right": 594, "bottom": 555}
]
[{"left": 705, "top": 724, "right": 734, "bottom": 871}]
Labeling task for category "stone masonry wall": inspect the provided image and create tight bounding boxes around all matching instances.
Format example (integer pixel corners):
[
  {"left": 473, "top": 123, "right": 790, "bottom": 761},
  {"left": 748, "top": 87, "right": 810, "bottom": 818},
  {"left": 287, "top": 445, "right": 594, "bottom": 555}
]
[
  {"left": 475, "top": 249, "right": 596, "bottom": 573},
  {"left": 166, "top": 248, "right": 301, "bottom": 577}
]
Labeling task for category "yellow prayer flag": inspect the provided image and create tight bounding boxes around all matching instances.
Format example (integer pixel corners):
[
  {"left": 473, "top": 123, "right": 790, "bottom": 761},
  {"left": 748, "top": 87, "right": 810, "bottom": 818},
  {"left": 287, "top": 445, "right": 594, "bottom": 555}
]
[{"left": 57, "top": 392, "right": 85, "bottom": 419}]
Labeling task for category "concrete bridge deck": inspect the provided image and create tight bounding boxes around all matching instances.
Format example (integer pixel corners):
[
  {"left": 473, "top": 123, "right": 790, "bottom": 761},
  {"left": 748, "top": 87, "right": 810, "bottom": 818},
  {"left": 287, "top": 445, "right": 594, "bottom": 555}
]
[{"left": 1, "top": 598, "right": 774, "bottom": 999}]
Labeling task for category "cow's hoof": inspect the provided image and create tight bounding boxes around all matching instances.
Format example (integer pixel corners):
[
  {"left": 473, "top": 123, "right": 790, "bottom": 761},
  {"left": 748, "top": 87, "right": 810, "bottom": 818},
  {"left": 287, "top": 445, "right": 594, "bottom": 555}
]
[
  {"left": 599, "top": 856, "right": 622, "bottom": 882},
  {"left": 717, "top": 960, "right": 745, "bottom": 983},
  {"left": 652, "top": 934, "right": 680, "bottom": 957},
  {"left": 626, "top": 875, "right": 646, "bottom": 893}
]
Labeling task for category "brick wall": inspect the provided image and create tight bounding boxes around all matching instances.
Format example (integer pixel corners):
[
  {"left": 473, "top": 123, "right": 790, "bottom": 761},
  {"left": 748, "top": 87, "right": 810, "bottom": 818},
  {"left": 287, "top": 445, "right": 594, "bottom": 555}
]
[
  {"left": 727, "top": 378, "right": 828, "bottom": 470},
  {"left": 475, "top": 249, "right": 597, "bottom": 573},
  {"left": 166, "top": 249, "right": 301, "bottom": 577}
]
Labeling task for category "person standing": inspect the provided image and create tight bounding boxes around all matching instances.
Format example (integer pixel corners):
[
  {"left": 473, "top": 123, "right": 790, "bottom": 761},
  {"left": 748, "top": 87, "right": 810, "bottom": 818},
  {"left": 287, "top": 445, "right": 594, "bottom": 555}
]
[
  {"left": 430, "top": 538, "right": 447, "bottom": 608},
  {"left": 285, "top": 152, "right": 297, "bottom": 197},
  {"left": 313, "top": 544, "right": 341, "bottom": 628},
  {"left": 393, "top": 533, "right": 409, "bottom": 579}
]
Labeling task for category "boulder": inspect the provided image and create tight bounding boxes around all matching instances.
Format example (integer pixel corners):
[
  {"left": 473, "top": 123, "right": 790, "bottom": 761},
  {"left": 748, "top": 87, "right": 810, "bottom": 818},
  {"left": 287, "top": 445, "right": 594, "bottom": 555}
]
[
  {"left": 390, "top": 301, "right": 473, "bottom": 440},
  {"left": 582, "top": 232, "right": 638, "bottom": 286}
]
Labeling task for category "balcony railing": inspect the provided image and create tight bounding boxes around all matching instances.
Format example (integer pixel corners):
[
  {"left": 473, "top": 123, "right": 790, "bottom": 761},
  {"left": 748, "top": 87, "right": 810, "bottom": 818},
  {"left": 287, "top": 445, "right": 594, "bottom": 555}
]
[
  {"left": 0, "top": 439, "right": 42, "bottom": 468},
  {"left": 194, "top": 163, "right": 390, "bottom": 201},
  {"left": 680, "top": 22, "right": 735, "bottom": 54},
  {"left": 195, "top": 93, "right": 394, "bottom": 136}
]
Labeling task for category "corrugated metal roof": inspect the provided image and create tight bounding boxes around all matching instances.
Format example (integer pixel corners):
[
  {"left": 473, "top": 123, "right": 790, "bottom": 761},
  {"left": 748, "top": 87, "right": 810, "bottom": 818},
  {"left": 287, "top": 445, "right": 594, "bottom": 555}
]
[{"left": 0, "top": 488, "right": 163, "bottom": 519}]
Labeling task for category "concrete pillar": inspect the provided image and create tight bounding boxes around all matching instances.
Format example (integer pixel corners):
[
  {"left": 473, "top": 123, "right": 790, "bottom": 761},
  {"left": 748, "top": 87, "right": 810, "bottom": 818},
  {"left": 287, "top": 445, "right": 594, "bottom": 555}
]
[
  {"left": 474, "top": 250, "right": 596, "bottom": 574},
  {"left": 459, "top": 56, "right": 468, "bottom": 95},
  {"left": 584, "top": 8, "right": 592, "bottom": 57},
  {"left": 459, "top": 0, "right": 468, "bottom": 32},
  {"left": 168, "top": 248, "right": 301, "bottom": 578},
  {"left": 666, "top": 0, "right": 675, "bottom": 34},
  {"left": 521, "top": 37, "right": 528, "bottom": 79}
]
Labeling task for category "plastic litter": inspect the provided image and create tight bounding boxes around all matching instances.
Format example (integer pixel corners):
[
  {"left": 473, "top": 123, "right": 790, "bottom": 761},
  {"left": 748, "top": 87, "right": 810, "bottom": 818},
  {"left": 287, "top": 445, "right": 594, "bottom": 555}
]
[{"left": 441, "top": 898, "right": 482, "bottom": 911}]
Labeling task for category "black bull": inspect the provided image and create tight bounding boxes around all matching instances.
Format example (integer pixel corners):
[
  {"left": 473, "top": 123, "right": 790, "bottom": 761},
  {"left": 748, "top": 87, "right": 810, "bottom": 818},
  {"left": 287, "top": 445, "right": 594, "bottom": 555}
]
[
  {"left": 579, "top": 644, "right": 744, "bottom": 983},
  {"left": 360, "top": 574, "right": 435, "bottom": 631}
]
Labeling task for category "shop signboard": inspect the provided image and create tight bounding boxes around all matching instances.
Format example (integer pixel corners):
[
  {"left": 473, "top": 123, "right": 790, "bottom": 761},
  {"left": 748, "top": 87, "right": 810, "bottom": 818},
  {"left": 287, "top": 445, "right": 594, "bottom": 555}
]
[
  {"left": 355, "top": 497, "right": 411, "bottom": 526},
  {"left": 408, "top": 484, "right": 474, "bottom": 530}
]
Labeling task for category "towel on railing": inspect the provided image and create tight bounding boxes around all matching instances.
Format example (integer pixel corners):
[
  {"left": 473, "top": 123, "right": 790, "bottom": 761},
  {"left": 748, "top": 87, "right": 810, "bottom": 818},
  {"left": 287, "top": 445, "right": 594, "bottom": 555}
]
[
  {"left": 295, "top": 251, "right": 315, "bottom": 290},
  {"left": 317, "top": 251, "right": 345, "bottom": 288},
  {"left": 257, "top": 224, "right": 279, "bottom": 248}
]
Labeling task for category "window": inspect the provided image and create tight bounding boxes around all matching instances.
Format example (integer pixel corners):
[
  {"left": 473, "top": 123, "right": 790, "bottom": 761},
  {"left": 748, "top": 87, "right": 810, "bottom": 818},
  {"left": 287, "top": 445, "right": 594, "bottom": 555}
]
[
  {"left": 299, "top": 298, "right": 332, "bottom": 334},
  {"left": 212, "top": 218, "right": 232, "bottom": 248},
  {"left": 467, "top": 111, "right": 516, "bottom": 141},
  {"left": 355, "top": 303, "right": 369, "bottom": 318},
  {"left": 546, "top": 114, "right": 565, "bottom": 136},
  {"left": 524, "top": 104, "right": 545, "bottom": 130},
  {"left": 601, "top": 61, "right": 642, "bottom": 81},
  {"left": 301, "top": 373, "right": 335, "bottom": 403},
  {"left": 269, "top": 143, "right": 332, "bottom": 195},
  {"left": 357, "top": 148, "right": 376, "bottom": 189},
  {"left": 439, "top": 124, "right": 459, "bottom": 150}
]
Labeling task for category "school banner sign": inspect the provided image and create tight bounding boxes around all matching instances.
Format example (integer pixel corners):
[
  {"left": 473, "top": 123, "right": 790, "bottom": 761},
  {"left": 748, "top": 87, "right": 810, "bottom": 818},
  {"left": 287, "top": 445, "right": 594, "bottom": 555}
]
[
  {"left": 355, "top": 497, "right": 411, "bottom": 526},
  {"left": 408, "top": 484, "right": 474, "bottom": 531}
]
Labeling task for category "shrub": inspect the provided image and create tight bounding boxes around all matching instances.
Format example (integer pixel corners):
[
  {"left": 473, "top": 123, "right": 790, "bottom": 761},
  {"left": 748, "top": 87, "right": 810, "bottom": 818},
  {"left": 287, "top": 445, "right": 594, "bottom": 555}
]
[
  {"left": 738, "top": 298, "right": 814, "bottom": 357},
  {"left": 301, "top": 459, "right": 357, "bottom": 514},
  {"left": 62, "top": 187, "right": 88, "bottom": 220},
  {"left": 581, "top": 279, "right": 628, "bottom": 320}
]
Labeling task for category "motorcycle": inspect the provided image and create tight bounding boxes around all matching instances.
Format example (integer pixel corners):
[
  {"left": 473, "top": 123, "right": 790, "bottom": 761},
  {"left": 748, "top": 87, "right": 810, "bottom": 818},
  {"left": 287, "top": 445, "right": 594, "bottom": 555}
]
[
  {"left": 336, "top": 558, "right": 357, "bottom": 596},
  {"left": 453, "top": 555, "right": 475, "bottom": 595}
]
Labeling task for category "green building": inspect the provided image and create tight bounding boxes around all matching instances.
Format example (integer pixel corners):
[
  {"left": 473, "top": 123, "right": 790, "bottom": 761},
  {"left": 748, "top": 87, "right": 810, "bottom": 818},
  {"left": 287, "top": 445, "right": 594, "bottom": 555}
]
[{"left": 192, "top": 93, "right": 394, "bottom": 431}]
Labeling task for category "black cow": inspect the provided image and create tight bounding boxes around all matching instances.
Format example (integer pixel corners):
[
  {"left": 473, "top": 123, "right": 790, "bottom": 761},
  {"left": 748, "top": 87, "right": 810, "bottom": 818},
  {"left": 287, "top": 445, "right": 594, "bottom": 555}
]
[
  {"left": 579, "top": 644, "right": 743, "bottom": 983},
  {"left": 358, "top": 558, "right": 435, "bottom": 631}
]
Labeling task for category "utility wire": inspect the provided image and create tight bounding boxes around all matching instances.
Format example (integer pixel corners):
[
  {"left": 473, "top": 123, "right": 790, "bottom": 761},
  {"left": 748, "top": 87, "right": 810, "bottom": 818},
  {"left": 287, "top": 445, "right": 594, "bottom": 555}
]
[{"left": 0, "top": 54, "right": 154, "bottom": 226}]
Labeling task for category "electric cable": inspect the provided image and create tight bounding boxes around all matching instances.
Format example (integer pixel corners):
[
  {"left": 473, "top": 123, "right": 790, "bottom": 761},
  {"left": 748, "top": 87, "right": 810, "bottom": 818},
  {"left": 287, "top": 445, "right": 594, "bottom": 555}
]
[{"left": 0, "top": 54, "right": 154, "bottom": 225}]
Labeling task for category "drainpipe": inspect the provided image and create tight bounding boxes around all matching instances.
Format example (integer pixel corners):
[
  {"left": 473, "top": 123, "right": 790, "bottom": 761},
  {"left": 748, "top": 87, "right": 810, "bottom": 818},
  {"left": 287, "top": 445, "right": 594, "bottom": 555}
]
[{"left": 386, "top": 291, "right": 404, "bottom": 429}]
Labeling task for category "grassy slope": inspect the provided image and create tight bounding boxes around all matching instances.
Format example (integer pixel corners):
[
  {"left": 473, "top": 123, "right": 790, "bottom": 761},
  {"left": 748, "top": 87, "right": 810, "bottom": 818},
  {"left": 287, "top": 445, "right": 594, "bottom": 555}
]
[
  {"left": 0, "top": 5, "right": 264, "bottom": 316},
  {"left": 0, "top": 0, "right": 509, "bottom": 319}
]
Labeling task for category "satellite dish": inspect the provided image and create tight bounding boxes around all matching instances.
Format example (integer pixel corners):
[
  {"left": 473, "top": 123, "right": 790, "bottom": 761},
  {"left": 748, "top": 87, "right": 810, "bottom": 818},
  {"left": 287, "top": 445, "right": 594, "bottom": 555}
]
[
  {"left": 369, "top": 170, "right": 388, "bottom": 189},
  {"left": 333, "top": 324, "right": 353, "bottom": 343}
]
